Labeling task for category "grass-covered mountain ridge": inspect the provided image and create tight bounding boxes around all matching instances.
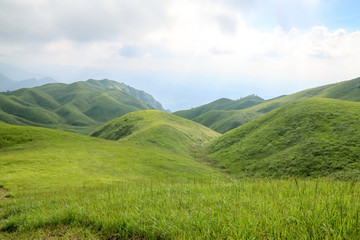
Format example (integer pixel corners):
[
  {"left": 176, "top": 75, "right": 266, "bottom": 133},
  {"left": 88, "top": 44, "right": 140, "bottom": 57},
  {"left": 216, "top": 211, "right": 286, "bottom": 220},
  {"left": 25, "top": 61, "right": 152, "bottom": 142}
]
[
  {"left": 207, "top": 98, "right": 360, "bottom": 179},
  {"left": 0, "top": 79, "right": 165, "bottom": 134},
  {"left": 176, "top": 77, "right": 360, "bottom": 133}
]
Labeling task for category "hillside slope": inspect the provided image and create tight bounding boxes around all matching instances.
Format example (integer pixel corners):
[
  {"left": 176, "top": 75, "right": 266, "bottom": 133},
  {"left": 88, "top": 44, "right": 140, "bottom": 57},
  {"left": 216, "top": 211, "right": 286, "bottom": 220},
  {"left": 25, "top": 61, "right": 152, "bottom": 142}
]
[
  {"left": 0, "top": 79, "right": 165, "bottom": 134},
  {"left": 207, "top": 98, "right": 360, "bottom": 179},
  {"left": 91, "top": 110, "right": 220, "bottom": 157},
  {"left": 174, "top": 95, "right": 264, "bottom": 120},
  {"left": 180, "top": 77, "right": 360, "bottom": 133},
  {"left": 0, "top": 122, "right": 222, "bottom": 191}
]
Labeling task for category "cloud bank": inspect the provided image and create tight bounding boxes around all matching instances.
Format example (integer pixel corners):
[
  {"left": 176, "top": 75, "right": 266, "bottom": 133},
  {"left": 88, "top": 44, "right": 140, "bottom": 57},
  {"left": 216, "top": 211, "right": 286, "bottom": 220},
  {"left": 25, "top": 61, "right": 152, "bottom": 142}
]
[{"left": 0, "top": 0, "right": 359, "bottom": 110}]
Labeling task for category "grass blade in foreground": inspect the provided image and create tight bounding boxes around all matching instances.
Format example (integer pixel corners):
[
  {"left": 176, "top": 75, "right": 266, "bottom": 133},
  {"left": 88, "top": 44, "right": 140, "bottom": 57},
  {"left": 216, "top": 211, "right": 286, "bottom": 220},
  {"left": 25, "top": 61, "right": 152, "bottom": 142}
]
[{"left": 2, "top": 179, "right": 360, "bottom": 239}]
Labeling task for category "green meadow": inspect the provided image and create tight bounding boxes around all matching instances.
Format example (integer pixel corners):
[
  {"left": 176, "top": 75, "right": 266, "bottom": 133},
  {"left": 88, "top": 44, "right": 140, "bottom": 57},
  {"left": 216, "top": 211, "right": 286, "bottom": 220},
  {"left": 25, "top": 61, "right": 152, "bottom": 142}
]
[
  {"left": 2, "top": 178, "right": 360, "bottom": 239},
  {"left": 1, "top": 109, "right": 360, "bottom": 239},
  {"left": 1, "top": 78, "right": 360, "bottom": 239}
]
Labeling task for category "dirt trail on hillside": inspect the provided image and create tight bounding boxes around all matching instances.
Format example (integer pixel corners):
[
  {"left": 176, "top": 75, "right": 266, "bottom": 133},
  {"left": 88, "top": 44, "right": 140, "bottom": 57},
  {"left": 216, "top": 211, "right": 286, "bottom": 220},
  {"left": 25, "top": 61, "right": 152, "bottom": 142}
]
[
  {"left": 0, "top": 187, "right": 7, "bottom": 213},
  {"left": 0, "top": 187, "right": 8, "bottom": 200},
  {"left": 0, "top": 187, "right": 9, "bottom": 231}
]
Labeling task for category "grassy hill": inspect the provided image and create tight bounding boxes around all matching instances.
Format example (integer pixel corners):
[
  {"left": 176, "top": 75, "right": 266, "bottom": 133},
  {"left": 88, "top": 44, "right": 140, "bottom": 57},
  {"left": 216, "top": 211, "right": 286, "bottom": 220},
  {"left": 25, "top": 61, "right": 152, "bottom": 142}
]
[
  {"left": 2, "top": 101, "right": 360, "bottom": 238},
  {"left": 207, "top": 98, "right": 360, "bottom": 179},
  {"left": 2, "top": 77, "right": 360, "bottom": 239},
  {"left": 176, "top": 77, "right": 360, "bottom": 133},
  {"left": 0, "top": 122, "right": 221, "bottom": 191},
  {"left": 174, "top": 94, "right": 264, "bottom": 120},
  {"left": 91, "top": 110, "right": 220, "bottom": 157},
  {"left": 1, "top": 120, "right": 360, "bottom": 239},
  {"left": 0, "top": 79, "right": 165, "bottom": 134}
]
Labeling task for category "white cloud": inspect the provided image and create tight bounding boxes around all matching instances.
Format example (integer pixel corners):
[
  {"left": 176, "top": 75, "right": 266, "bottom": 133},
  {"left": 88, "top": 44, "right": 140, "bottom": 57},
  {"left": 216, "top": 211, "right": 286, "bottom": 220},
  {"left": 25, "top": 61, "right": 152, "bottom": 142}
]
[
  {"left": 0, "top": 0, "right": 171, "bottom": 43},
  {"left": 0, "top": 0, "right": 359, "bottom": 97}
]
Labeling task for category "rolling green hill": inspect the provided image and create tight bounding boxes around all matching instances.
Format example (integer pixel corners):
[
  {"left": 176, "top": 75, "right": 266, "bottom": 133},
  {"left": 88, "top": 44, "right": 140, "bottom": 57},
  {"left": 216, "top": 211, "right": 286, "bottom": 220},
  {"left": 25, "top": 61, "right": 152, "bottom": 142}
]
[
  {"left": 174, "top": 94, "right": 264, "bottom": 119},
  {"left": 91, "top": 110, "right": 220, "bottom": 157},
  {"left": 0, "top": 79, "right": 165, "bottom": 134},
  {"left": 207, "top": 98, "right": 360, "bottom": 179},
  {"left": 176, "top": 77, "right": 360, "bottom": 133},
  {"left": 2, "top": 98, "right": 360, "bottom": 239},
  {"left": 0, "top": 122, "right": 221, "bottom": 191},
  {"left": 2, "top": 117, "right": 360, "bottom": 239}
]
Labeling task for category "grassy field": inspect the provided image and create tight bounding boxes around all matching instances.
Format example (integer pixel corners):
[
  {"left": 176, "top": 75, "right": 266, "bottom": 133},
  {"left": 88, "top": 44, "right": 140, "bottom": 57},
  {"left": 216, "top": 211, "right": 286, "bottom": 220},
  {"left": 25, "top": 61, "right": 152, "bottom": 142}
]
[
  {"left": 2, "top": 179, "right": 360, "bottom": 239},
  {"left": 2, "top": 97, "right": 360, "bottom": 238}
]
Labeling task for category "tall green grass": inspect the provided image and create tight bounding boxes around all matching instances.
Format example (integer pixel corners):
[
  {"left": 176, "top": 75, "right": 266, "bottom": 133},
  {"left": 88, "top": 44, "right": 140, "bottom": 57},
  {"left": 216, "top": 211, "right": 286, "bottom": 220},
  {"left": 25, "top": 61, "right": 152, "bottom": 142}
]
[{"left": 2, "top": 179, "right": 360, "bottom": 239}]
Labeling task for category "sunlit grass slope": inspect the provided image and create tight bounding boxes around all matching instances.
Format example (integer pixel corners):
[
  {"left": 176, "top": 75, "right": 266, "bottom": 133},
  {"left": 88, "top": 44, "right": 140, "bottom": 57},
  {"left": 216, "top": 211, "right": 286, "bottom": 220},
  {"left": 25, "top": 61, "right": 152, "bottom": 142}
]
[
  {"left": 0, "top": 79, "right": 165, "bottom": 134},
  {"left": 0, "top": 122, "right": 221, "bottom": 193},
  {"left": 208, "top": 98, "right": 360, "bottom": 179},
  {"left": 1, "top": 119, "right": 360, "bottom": 238},
  {"left": 91, "top": 110, "right": 220, "bottom": 157},
  {"left": 177, "top": 77, "right": 360, "bottom": 133}
]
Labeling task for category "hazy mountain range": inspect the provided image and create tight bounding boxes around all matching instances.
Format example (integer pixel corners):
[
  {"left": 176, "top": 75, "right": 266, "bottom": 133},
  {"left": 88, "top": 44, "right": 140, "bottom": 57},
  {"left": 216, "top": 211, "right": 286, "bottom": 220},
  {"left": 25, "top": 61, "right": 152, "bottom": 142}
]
[{"left": 0, "top": 73, "right": 58, "bottom": 92}]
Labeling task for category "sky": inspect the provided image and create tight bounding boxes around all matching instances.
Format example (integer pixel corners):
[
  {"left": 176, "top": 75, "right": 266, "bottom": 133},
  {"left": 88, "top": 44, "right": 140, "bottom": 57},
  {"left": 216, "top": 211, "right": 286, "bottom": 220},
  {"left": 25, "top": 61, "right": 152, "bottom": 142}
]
[{"left": 0, "top": 0, "right": 360, "bottom": 111}]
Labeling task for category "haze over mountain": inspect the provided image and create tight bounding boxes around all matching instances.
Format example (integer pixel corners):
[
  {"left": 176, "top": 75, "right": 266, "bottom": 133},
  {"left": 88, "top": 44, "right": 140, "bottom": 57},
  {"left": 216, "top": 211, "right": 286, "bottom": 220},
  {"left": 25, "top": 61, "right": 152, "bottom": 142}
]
[
  {"left": 0, "top": 79, "right": 165, "bottom": 134},
  {"left": 0, "top": 73, "right": 57, "bottom": 92}
]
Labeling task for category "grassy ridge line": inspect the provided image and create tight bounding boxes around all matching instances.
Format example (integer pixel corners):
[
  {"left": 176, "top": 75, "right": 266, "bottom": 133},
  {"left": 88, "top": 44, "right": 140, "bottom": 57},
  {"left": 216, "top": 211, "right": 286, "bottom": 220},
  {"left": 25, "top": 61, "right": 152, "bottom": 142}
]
[
  {"left": 2, "top": 180, "right": 360, "bottom": 239},
  {"left": 215, "top": 77, "right": 360, "bottom": 133},
  {"left": 193, "top": 109, "right": 262, "bottom": 133},
  {"left": 207, "top": 98, "right": 360, "bottom": 179},
  {"left": 176, "top": 77, "right": 360, "bottom": 133},
  {"left": 91, "top": 110, "right": 220, "bottom": 158},
  {"left": 0, "top": 79, "right": 166, "bottom": 134},
  {"left": 174, "top": 95, "right": 264, "bottom": 120}
]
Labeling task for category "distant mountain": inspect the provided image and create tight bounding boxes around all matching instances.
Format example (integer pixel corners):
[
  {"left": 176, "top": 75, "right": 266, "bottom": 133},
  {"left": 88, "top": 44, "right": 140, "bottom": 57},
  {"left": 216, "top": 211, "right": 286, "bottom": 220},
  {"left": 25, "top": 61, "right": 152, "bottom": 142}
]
[
  {"left": 0, "top": 73, "right": 57, "bottom": 92},
  {"left": 16, "top": 77, "right": 58, "bottom": 89},
  {"left": 0, "top": 79, "right": 165, "bottom": 134},
  {"left": 207, "top": 98, "right": 360, "bottom": 179},
  {"left": 91, "top": 110, "right": 219, "bottom": 157},
  {"left": 0, "top": 73, "right": 14, "bottom": 91},
  {"left": 174, "top": 95, "right": 264, "bottom": 130},
  {"left": 176, "top": 77, "right": 360, "bottom": 133}
]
